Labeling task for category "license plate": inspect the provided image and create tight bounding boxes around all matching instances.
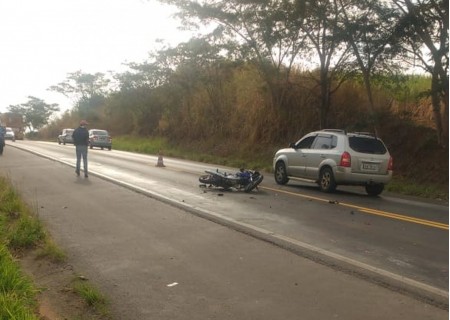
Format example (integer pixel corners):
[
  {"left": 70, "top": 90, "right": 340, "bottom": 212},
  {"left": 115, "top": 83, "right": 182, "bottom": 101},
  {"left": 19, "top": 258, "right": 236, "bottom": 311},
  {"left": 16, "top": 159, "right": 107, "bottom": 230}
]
[{"left": 362, "top": 163, "right": 379, "bottom": 171}]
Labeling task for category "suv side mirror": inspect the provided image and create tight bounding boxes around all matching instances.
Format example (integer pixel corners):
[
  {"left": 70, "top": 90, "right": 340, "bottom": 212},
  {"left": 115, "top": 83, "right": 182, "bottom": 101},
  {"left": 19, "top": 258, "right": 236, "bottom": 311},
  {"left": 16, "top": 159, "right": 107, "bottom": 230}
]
[{"left": 289, "top": 142, "right": 296, "bottom": 148}]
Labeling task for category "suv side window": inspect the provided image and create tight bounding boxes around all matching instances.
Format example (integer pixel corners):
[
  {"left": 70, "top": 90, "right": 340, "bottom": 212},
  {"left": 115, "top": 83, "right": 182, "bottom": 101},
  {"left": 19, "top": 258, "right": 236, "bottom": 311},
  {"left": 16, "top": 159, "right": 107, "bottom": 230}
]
[
  {"left": 295, "top": 135, "right": 316, "bottom": 149},
  {"left": 312, "top": 135, "right": 337, "bottom": 150}
]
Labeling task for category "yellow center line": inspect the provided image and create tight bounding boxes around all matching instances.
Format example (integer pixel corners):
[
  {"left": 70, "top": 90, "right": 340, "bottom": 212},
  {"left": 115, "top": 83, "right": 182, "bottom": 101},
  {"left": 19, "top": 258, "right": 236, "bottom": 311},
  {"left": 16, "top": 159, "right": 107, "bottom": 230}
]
[{"left": 262, "top": 186, "right": 449, "bottom": 231}]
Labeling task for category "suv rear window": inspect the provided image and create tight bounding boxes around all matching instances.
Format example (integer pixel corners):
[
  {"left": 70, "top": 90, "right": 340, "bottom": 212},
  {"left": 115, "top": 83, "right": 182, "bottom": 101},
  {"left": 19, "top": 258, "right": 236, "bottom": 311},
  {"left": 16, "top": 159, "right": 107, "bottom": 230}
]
[
  {"left": 91, "top": 130, "right": 108, "bottom": 135},
  {"left": 349, "top": 137, "right": 387, "bottom": 154}
]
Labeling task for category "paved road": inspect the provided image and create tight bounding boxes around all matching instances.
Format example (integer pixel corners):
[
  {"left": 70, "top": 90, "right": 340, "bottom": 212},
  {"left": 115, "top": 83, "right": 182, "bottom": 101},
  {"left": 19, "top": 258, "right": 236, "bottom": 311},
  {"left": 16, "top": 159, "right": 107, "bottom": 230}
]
[
  {"left": 0, "top": 145, "right": 447, "bottom": 319},
  {"left": 7, "top": 140, "right": 449, "bottom": 294}
]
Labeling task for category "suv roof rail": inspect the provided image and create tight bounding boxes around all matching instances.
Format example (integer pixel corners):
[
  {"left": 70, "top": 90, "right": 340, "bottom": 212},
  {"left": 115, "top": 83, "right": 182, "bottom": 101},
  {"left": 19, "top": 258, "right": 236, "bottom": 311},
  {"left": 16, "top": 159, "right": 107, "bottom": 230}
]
[
  {"left": 322, "top": 129, "right": 347, "bottom": 134},
  {"left": 353, "top": 131, "right": 376, "bottom": 137}
]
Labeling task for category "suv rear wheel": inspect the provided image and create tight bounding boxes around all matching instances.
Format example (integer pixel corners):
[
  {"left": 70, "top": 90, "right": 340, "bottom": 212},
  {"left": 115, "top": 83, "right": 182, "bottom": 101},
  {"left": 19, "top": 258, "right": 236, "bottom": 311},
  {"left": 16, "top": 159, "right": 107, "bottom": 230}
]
[
  {"left": 365, "top": 183, "right": 384, "bottom": 196},
  {"left": 274, "top": 161, "right": 289, "bottom": 185},
  {"left": 319, "top": 167, "right": 336, "bottom": 193}
]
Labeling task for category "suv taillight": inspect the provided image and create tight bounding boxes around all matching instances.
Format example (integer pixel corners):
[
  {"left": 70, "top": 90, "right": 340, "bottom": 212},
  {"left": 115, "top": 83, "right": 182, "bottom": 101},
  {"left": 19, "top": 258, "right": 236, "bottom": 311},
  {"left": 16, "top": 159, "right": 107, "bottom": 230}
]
[
  {"left": 388, "top": 156, "right": 393, "bottom": 171},
  {"left": 340, "top": 151, "right": 351, "bottom": 167}
]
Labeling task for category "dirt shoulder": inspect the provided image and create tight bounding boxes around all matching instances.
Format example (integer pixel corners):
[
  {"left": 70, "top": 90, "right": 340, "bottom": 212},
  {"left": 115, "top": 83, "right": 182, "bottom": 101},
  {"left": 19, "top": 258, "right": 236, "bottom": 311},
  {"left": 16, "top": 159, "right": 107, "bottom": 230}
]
[{"left": 19, "top": 247, "right": 109, "bottom": 320}]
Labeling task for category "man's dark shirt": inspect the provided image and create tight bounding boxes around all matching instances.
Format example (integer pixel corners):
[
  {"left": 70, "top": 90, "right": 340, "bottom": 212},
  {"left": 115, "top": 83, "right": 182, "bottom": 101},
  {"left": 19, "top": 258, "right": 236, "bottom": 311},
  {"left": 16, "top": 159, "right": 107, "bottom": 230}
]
[{"left": 72, "top": 126, "right": 89, "bottom": 146}]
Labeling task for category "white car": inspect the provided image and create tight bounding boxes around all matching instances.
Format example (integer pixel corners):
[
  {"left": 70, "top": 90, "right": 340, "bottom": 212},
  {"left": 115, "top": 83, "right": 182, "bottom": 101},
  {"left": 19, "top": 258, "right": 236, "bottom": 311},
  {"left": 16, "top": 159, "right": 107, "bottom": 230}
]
[
  {"left": 58, "top": 128, "right": 74, "bottom": 145},
  {"left": 4, "top": 127, "right": 15, "bottom": 141}
]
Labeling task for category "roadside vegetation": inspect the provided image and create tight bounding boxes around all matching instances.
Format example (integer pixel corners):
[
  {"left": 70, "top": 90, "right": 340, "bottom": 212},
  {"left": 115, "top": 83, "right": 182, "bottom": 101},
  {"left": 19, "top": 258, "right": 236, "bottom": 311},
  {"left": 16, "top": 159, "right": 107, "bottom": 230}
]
[
  {"left": 0, "top": 245, "right": 38, "bottom": 320},
  {"left": 0, "top": 176, "right": 109, "bottom": 319}
]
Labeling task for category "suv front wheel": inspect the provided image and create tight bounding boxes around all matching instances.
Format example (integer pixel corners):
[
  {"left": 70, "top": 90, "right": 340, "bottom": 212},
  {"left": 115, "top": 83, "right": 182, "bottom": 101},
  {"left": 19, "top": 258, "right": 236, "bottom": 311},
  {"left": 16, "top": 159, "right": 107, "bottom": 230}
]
[
  {"left": 319, "top": 167, "right": 336, "bottom": 193},
  {"left": 274, "top": 161, "right": 289, "bottom": 185},
  {"left": 365, "top": 183, "right": 384, "bottom": 196}
]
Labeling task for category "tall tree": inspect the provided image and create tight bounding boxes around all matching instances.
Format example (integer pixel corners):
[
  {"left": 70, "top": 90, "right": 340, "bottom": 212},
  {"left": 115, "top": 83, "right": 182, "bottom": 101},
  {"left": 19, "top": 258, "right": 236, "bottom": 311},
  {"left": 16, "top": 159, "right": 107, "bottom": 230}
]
[
  {"left": 302, "top": 0, "right": 352, "bottom": 128},
  {"left": 338, "top": 0, "right": 401, "bottom": 134},
  {"left": 8, "top": 96, "right": 59, "bottom": 131},
  {"left": 393, "top": 0, "right": 449, "bottom": 147},
  {"left": 158, "top": 0, "right": 308, "bottom": 109},
  {"left": 49, "top": 70, "right": 110, "bottom": 101},
  {"left": 49, "top": 70, "right": 110, "bottom": 121}
]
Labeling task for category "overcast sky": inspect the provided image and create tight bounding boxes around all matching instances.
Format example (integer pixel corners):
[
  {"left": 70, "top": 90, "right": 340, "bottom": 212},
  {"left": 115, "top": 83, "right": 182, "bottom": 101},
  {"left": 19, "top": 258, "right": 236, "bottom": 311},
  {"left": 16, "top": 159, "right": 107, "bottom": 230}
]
[{"left": 0, "top": 0, "right": 194, "bottom": 115}]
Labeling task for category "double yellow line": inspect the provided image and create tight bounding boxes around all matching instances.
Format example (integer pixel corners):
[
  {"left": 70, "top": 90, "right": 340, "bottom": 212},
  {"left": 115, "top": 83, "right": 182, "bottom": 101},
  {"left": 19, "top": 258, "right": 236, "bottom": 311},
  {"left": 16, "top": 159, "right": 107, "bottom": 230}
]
[
  {"left": 262, "top": 186, "right": 449, "bottom": 231},
  {"left": 342, "top": 202, "right": 449, "bottom": 230}
]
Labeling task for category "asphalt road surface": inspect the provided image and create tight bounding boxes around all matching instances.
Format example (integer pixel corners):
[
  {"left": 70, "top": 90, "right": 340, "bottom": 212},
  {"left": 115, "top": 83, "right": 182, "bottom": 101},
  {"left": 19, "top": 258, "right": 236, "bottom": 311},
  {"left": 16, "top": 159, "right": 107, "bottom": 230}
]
[{"left": 0, "top": 141, "right": 448, "bottom": 319}]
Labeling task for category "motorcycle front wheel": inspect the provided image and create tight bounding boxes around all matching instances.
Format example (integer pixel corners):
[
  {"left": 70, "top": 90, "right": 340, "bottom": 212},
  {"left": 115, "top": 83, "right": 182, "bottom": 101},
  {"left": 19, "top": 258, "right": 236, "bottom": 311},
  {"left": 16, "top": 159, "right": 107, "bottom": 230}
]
[{"left": 244, "top": 174, "right": 264, "bottom": 193}]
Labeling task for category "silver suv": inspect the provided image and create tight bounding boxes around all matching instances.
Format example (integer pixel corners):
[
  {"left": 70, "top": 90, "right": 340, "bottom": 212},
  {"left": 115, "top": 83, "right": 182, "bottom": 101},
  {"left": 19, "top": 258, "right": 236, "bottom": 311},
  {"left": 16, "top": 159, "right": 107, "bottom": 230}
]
[{"left": 273, "top": 129, "right": 393, "bottom": 196}]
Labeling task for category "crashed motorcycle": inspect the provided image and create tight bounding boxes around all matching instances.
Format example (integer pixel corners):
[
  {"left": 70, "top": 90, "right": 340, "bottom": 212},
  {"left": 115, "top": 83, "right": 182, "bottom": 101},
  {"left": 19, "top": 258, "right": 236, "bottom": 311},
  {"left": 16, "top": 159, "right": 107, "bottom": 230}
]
[{"left": 199, "top": 168, "right": 263, "bottom": 193}]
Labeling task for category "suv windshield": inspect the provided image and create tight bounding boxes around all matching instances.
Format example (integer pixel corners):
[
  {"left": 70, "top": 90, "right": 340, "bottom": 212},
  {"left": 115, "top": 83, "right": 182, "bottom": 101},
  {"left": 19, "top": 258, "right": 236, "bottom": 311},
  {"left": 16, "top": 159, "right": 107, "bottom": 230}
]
[{"left": 349, "top": 137, "right": 387, "bottom": 154}]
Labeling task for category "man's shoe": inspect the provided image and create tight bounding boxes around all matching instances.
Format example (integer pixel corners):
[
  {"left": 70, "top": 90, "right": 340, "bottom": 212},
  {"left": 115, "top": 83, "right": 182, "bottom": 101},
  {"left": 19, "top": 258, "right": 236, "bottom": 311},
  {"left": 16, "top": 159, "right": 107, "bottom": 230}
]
[
  {"left": 84, "top": 174, "right": 88, "bottom": 178},
  {"left": 75, "top": 170, "right": 80, "bottom": 176}
]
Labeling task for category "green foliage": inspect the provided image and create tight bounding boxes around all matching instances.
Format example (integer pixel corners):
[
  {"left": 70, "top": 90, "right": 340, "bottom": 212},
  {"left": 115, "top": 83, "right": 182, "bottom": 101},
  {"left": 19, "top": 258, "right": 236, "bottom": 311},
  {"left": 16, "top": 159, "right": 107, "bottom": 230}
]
[
  {"left": 0, "top": 245, "right": 39, "bottom": 320},
  {"left": 73, "top": 279, "right": 109, "bottom": 316},
  {"left": 0, "top": 294, "right": 39, "bottom": 320},
  {"left": 49, "top": 70, "right": 110, "bottom": 101},
  {"left": 386, "top": 179, "right": 448, "bottom": 201},
  {"left": 0, "top": 186, "right": 23, "bottom": 216},
  {"left": 36, "top": 238, "right": 67, "bottom": 263},
  {"left": 7, "top": 215, "right": 45, "bottom": 250},
  {"left": 0, "top": 176, "right": 53, "bottom": 317},
  {"left": 372, "top": 74, "right": 431, "bottom": 103},
  {"left": 113, "top": 136, "right": 169, "bottom": 154},
  {"left": 76, "top": 94, "right": 107, "bottom": 122},
  {"left": 0, "top": 246, "right": 36, "bottom": 300},
  {"left": 8, "top": 96, "right": 59, "bottom": 131}
]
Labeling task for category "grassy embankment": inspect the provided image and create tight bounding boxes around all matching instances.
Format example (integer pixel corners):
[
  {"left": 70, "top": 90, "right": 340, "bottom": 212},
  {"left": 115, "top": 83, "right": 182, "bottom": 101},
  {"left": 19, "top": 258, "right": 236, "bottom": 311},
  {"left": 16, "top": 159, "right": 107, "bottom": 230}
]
[
  {"left": 0, "top": 175, "right": 108, "bottom": 318},
  {"left": 113, "top": 135, "right": 448, "bottom": 201}
]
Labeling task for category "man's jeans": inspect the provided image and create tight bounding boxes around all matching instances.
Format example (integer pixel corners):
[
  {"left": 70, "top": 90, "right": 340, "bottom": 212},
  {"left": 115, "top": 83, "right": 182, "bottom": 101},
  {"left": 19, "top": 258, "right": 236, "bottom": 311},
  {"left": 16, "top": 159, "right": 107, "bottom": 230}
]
[{"left": 75, "top": 145, "right": 88, "bottom": 175}]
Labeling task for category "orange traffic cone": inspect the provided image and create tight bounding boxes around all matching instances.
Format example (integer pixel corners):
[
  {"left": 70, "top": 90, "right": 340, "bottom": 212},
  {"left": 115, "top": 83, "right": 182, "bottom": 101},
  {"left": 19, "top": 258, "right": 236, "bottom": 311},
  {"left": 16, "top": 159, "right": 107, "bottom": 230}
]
[{"left": 156, "top": 150, "right": 165, "bottom": 167}]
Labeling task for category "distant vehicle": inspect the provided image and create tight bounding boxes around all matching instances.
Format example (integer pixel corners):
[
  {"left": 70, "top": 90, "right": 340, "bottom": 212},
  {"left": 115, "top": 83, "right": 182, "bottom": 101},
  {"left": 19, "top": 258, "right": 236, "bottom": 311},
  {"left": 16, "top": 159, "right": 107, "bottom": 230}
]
[
  {"left": 88, "top": 129, "right": 112, "bottom": 150},
  {"left": 0, "top": 113, "right": 25, "bottom": 140},
  {"left": 0, "top": 126, "right": 5, "bottom": 155},
  {"left": 4, "top": 127, "right": 15, "bottom": 141},
  {"left": 273, "top": 129, "right": 393, "bottom": 196},
  {"left": 57, "top": 128, "right": 74, "bottom": 145}
]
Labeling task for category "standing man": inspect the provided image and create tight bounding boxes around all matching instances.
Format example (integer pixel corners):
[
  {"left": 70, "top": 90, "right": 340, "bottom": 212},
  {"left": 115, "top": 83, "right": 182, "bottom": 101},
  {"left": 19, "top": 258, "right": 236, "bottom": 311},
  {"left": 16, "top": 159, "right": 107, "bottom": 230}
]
[
  {"left": 0, "top": 126, "right": 5, "bottom": 155},
  {"left": 72, "top": 120, "right": 89, "bottom": 178}
]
